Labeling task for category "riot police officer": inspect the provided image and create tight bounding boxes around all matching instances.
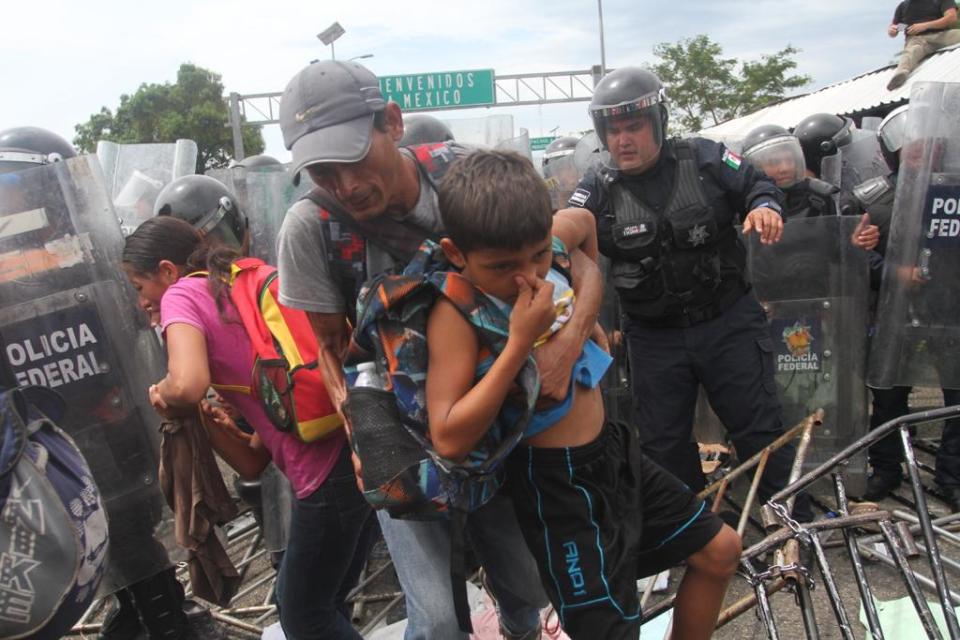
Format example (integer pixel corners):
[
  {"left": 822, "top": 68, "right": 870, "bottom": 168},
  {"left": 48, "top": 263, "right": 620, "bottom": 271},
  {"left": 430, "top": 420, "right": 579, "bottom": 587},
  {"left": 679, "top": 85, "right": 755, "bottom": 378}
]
[
  {"left": 566, "top": 68, "right": 811, "bottom": 519},
  {"left": 795, "top": 112, "right": 891, "bottom": 216},
  {"left": 154, "top": 174, "right": 250, "bottom": 254},
  {"left": 741, "top": 124, "right": 840, "bottom": 219},
  {"left": 399, "top": 113, "right": 455, "bottom": 147},
  {"left": 541, "top": 135, "right": 579, "bottom": 169},
  {"left": 0, "top": 127, "right": 190, "bottom": 639},
  {"left": 859, "top": 104, "right": 960, "bottom": 507},
  {"left": 795, "top": 112, "right": 855, "bottom": 179},
  {"left": 543, "top": 135, "right": 582, "bottom": 210},
  {"left": 0, "top": 126, "right": 76, "bottom": 173},
  {"left": 853, "top": 105, "right": 907, "bottom": 245}
]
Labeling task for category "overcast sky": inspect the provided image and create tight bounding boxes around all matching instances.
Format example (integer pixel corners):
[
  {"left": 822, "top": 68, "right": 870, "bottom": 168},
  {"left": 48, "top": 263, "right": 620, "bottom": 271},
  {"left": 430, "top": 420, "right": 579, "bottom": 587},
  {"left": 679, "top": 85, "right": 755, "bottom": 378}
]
[{"left": 1, "top": 0, "right": 902, "bottom": 160}]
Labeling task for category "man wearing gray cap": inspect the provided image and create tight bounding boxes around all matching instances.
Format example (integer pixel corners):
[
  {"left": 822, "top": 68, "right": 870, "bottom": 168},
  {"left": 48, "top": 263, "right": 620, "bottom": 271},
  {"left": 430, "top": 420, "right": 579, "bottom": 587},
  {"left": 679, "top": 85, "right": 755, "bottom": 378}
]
[{"left": 276, "top": 60, "right": 603, "bottom": 639}]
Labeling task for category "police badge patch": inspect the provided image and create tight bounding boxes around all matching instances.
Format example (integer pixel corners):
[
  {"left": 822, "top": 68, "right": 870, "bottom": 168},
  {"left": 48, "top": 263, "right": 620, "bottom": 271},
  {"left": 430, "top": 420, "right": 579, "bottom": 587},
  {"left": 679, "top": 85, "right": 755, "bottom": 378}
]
[
  {"left": 569, "top": 188, "right": 591, "bottom": 207},
  {"left": 721, "top": 149, "right": 742, "bottom": 171},
  {"left": 687, "top": 224, "right": 709, "bottom": 246}
]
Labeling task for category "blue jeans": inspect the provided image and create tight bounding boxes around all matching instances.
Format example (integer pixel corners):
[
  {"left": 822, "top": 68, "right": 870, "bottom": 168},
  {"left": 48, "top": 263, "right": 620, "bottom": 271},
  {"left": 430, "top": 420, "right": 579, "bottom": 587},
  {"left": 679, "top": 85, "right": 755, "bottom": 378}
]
[
  {"left": 379, "top": 492, "right": 547, "bottom": 640},
  {"left": 276, "top": 445, "right": 379, "bottom": 640}
]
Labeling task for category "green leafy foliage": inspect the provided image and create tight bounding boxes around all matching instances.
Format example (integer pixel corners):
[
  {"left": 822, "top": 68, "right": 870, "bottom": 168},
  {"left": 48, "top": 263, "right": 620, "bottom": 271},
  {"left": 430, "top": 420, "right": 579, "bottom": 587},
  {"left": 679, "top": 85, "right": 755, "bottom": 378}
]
[
  {"left": 74, "top": 63, "right": 264, "bottom": 173},
  {"left": 651, "top": 35, "right": 812, "bottom": 133}
]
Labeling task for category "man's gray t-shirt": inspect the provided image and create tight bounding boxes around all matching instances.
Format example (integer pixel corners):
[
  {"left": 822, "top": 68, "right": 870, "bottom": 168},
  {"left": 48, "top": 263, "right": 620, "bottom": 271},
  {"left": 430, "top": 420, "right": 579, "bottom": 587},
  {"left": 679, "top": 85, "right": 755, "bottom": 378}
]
[{"left": 277, "top": 144, "right": 467, "bottom": 314}]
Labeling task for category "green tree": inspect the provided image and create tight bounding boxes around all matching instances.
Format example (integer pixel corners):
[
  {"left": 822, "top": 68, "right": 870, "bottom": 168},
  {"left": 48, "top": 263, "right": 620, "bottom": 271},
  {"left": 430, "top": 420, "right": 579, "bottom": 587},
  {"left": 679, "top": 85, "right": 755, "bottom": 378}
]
[
  {"left": 651, "top": 35, "right": 812, "bottom": 133},
  {"left": 74, "top": 63, "right": 264, "bottom": 173}
]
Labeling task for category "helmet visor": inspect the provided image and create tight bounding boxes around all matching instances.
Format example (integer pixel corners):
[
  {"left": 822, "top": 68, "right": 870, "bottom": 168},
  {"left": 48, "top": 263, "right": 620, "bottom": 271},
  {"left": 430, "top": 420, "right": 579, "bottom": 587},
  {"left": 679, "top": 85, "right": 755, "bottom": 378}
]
[
  {"left": 743, "top": 136, "right": 805, "bottom": 188},
  {"left": 879, "top": 109, "right": 908, "bottom": 156},
  {"left": 591, "top": 92, "right": 665, "bottom": 172},
  {"left": 0, "top": 150, "right": 50, "bottom": 175},
  {"left": 590, "top": 89, "right": 664, "bottom": 119},
  {"left": 196, "top": 197, "right": 245, "bottom": 249}
]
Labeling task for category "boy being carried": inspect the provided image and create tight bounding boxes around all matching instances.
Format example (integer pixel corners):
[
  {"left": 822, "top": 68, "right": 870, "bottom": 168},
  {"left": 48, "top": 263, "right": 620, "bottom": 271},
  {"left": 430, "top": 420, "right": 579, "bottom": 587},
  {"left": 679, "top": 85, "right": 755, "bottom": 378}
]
[{"left": 428, "top": 150, "right": 742, "bottom": 640}]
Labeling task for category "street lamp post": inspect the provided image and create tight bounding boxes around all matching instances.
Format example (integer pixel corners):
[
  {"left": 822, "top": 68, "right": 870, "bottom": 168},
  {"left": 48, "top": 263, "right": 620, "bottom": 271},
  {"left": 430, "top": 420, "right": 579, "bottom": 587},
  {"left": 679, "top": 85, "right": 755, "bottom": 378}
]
[
  {"left": 597, "top": 0, "right": 607, "bottom": 76},
  {"left": 317, "top": 21, "right": 345, "bottom": 60}
]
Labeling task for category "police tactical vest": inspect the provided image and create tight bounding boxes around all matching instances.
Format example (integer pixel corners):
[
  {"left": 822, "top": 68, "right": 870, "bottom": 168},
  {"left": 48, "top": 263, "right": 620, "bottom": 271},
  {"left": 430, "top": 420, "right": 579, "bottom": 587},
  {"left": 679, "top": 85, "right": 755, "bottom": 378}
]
[
  {"left": 606, "top": 140, "right": 736, "bottom": 320},
  {"left": 784, "top": 178, "right": 839, "bottom": 220},
  {"left": 301, "top": 143, "right": 458, "bottom": 324}
]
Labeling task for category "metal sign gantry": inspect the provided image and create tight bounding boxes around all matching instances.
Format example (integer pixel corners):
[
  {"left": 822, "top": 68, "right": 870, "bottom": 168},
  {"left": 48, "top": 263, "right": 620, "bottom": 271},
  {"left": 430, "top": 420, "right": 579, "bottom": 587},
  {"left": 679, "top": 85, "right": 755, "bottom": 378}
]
[{"left": 227, "top": 66, "right": 603, "bottom": 159}]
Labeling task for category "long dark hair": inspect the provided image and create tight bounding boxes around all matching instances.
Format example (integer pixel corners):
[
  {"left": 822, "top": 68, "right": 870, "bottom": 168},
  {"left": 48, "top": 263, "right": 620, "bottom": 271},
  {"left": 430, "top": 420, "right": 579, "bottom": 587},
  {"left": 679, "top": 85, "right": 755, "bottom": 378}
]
[{"left": 122, "top": 216, "right": 240, "bottom": 319}]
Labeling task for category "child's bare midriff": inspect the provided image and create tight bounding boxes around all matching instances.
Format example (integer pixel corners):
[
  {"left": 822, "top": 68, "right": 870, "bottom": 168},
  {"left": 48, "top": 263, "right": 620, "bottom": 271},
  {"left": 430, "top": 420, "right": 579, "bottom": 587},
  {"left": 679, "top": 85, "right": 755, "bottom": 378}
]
[{"left": 525, "top": 382, "right": 605, "bottom": 448}]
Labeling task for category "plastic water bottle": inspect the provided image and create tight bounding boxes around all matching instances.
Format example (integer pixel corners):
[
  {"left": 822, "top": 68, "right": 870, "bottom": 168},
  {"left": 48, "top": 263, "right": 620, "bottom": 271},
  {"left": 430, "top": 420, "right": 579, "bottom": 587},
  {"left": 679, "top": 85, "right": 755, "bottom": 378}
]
[{"left": 354, "top": 362, "right": 387, "bottom": 389}]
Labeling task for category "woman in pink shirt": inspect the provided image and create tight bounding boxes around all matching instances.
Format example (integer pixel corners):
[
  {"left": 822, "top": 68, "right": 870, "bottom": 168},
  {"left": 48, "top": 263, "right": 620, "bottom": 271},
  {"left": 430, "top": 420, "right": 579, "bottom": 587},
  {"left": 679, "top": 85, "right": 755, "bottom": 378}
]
[{"left": 122, "top": 216, "right": 377, "bottom": 640}]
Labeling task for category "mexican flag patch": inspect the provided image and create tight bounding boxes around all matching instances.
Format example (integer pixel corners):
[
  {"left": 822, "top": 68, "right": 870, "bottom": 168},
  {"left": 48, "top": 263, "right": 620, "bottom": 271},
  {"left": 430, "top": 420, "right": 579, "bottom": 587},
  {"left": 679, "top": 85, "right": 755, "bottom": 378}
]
[{"left": 722, "top": 149, "right": 742, "bottom": 171}]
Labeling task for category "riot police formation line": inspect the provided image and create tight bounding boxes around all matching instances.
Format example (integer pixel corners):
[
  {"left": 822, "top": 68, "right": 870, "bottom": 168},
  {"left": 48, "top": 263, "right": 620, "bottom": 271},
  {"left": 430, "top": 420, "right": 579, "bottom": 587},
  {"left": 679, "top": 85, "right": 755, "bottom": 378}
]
[{"left": 1, "top": 64, "right": 959, "bottom": 640}]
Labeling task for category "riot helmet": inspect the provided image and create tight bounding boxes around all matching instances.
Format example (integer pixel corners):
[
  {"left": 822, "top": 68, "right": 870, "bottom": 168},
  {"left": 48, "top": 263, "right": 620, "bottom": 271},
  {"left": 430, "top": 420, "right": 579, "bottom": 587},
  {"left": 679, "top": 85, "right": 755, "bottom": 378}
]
[
  {"left": 541, "top": 136, "right": 580, "bottom": 171},
  {"left": 588, "top": 67, "right": 668, "bottom": 173},
  {"left": 0, "top": 126, "right": 77, "bottom": 175},
  {"left": 154, "top": 175, "right": 248, "bottom": 250},
  {"left": 235, "top": 154, "right": 282, "bottom": 169},
  {"left": 542, "top": 136, "right": 579, "bottom": 167},
  {"left": 399, "top": 114, "right": 455, "bottom": 147},
  {"left": 741, "top": 124, "right": 805, "bottom": 188},
  {"left": 794, "top": 113, "right": 854, "bottom": 176},
  {"left": 878, "top": 105, "right": 909, "bottom": 172}
]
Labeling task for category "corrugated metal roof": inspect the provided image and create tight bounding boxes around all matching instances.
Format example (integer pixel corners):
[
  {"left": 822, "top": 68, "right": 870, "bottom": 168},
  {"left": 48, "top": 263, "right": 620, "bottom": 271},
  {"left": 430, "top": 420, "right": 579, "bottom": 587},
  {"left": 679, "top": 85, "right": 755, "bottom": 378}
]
[{"left": 699, "top": 43, "right": 960, "bottom": 144}]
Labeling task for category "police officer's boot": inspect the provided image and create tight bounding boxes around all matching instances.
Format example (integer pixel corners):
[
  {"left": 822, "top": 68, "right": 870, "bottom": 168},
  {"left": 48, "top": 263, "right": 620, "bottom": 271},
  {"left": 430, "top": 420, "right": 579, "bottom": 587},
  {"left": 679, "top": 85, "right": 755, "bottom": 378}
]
[
  {"left": 128, "top": 568, "right": 189, "bottom": 640},
  {"left": 99, "top": 588, "right": 147, "bottom": 639},
  {"left": 863, "top": 467, "right": 902, "bottom": 502}
]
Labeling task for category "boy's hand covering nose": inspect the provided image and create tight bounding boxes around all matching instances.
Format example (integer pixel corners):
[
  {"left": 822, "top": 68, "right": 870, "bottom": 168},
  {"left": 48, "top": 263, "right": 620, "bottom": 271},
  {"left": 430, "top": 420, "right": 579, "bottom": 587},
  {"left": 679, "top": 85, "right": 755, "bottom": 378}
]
[{"left": 509, "top": 276, "right": 557, "bottom": 348}]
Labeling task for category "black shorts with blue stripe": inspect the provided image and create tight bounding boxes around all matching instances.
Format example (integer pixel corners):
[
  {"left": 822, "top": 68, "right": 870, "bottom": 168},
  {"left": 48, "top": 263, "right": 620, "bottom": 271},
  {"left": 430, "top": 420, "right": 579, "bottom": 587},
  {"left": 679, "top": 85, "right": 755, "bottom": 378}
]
[{"left": 504, "top": 420, "right": 723, "bottom": 640}]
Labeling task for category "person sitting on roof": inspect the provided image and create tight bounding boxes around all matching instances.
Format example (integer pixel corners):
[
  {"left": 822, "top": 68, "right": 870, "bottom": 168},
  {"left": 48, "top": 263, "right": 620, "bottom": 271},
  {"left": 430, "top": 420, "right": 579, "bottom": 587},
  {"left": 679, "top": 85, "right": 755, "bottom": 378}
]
[{"left": 886, "top": 0, "right": 960, "bottom": 90}]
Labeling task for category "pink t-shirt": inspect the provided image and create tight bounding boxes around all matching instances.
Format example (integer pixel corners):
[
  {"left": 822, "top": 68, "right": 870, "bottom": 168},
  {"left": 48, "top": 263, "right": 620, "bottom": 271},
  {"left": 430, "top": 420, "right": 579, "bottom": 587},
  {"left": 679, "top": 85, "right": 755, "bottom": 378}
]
[{"left": 160, "top": 276, "right": 345, "bottom": 499}]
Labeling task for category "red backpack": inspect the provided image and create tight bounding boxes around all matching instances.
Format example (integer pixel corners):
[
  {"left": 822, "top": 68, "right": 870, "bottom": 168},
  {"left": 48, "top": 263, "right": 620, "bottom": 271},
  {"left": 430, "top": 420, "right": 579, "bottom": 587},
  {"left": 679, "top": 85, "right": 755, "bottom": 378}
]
[{"left": 208, "top": 257, "right": 342, "bottom": 442}]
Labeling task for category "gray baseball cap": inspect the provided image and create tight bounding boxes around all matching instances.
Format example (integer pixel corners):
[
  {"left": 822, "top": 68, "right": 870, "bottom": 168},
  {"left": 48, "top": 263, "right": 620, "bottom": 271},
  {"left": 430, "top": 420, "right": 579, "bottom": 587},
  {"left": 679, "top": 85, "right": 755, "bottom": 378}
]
[{"left": 279, "top": 60, "right": 386, "bottom": 182}]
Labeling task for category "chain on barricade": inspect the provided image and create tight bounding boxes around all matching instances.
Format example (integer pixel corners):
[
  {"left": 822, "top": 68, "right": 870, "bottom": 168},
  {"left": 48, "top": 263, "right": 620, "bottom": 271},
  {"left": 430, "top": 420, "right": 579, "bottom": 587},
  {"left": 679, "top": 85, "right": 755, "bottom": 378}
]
[
  {"left": 768, "top": 501, "right": 811, "bottom": 545},
  {"left": 751, "top": 562, "right": 814, "bottom": 590},
  {"left": 759, "top": 501, "right": 817, "bottom": 598}
]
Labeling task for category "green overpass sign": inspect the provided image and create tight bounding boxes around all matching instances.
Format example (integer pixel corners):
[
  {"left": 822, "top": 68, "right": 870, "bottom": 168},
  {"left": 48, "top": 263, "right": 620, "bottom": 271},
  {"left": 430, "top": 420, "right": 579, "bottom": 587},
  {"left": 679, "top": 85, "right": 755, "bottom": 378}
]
[
  {"left": 529, "top": 136, "right": 557, "bottom": 152},
  {"left": 379, "top": 69, "right": 495, "bottom": 111}
]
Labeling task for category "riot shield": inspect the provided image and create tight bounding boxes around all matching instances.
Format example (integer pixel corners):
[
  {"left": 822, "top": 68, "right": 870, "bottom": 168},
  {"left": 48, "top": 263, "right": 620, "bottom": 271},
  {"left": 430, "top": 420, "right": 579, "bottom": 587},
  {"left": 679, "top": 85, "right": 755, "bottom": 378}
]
[
  {"left": 861, "top": 116, "right": 883, "bottom": 132},
  {"left": 868, "top": 81, "right": 960, "bottom": 390},
  {"left": 544, "top": 152, "right": 580, "bottom": 211},
  {"left": 207, "top": 164, "right": 310, "bottom": 264},
  {"left": 820, "top": 152, "right": 843, "bottom": 190},
  {"left": 96, "top": 139, "right": 198, "bottom": 235},
  {"left": 840, "top": 129, "right": 891, "bottom": 193},
  {"left": 748, "top": 216, "right": 870, "bottom": 490},
  {"left": 0, "top": 155, "right": 182, "bottom": 592},
  {"left": 494, "top": 128, "right": 533, "bottom": 164},
  {"left": 443, "top": 114, "right": 515, "bottom": 147},
  {"left": 259, "top": 463, "right": 294, "bottom": 553},
  {"left": 574, "top": 132, "right": 610, "bottom": 176},
  {"left": 819, "top": 153, "right": 846, "bottom": 215}
]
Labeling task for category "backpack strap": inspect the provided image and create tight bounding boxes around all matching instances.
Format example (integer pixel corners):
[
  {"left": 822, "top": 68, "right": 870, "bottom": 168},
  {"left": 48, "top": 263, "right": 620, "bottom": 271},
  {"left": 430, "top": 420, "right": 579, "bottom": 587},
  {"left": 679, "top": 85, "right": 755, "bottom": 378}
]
[
  {"left": 407, "top": 142, "right": 458, "bottom": 190},
  {"left": 296, "top": 191, "right": 367, "bottom": 323},
  {"left": 302, "top": 189, "right": 436, "bottom": 325},
  {"left": 0, "top": 389, "right": 29, "bottom": 502}
]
